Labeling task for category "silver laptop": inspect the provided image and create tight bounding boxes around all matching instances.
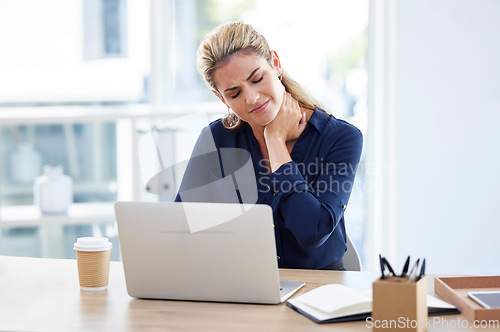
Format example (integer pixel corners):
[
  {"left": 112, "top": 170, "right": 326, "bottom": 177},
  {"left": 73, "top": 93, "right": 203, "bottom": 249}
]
[{"left": 114, "top": 201, "right": 304, "bottom": 304}]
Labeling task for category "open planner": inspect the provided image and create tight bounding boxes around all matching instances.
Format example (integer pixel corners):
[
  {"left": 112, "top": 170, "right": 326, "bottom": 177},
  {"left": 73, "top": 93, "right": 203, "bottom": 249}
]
[{"left": 286, "top": 284, "right": 460, "bottom": 323}]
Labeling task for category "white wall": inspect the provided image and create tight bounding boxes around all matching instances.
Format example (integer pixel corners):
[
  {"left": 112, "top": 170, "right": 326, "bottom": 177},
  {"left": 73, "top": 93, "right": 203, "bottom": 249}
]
[{"left": 389, "top": 0, "right": 500, "bottom": 275}]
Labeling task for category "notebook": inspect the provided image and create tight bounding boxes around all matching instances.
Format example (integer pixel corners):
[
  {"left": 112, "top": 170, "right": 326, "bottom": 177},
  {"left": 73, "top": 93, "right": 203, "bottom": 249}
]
[
  {"left": 286, "top": 284, "right": 460, "bottom": 323},
  {"left": 115, "top": 201, "right": 304, "bottom": 304}
]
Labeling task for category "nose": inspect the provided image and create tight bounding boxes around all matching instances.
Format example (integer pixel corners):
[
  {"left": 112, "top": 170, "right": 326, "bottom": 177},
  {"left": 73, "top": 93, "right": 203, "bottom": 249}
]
[{"left": 244, "top": 88, "right": 259, "bottom": 105}]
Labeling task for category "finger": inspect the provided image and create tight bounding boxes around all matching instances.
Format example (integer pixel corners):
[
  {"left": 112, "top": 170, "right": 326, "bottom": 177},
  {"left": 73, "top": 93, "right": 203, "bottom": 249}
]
[
  {"left": 279, "top": 90, "right": 288, "bottom": 111},
  {"left": 288, "top": 93, "right": 299, "bottom": 109},
  {"left": 284, "top": 93, "right": 295, "bottom": 112},
  {"left": 300, "top": 111, "right": 306, "bottom": 124},
  {"left": 285, "top": 92, "right": 291, "bottom": 107},
  {"left": 284, "top": 94, "right": 294, "bottom": 115},
  {"left": 298, "top": 112, "right": 307, "bottom": 134}
]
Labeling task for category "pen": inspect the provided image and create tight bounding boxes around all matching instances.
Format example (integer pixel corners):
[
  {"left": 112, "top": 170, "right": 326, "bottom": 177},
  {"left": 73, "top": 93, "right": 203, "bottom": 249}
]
[
  {"left": 379, "top": 254, "right": 386, "bottom": 279},
  {"left": 409, "top": 258, "right": 420, "bottom": 283},
  {"left": 401, "top": 256, "right": 410, "bottom": 277},
  {"left": 383, "top": 257, "right": 396, "bottom": 277},
  {"left": 417, "top": 258, "right": 426, "bottom": 281}
]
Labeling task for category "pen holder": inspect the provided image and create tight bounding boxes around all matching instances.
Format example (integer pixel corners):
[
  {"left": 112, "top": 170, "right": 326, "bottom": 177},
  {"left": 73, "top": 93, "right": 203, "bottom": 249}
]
[{"left": 372, "top": 276, "right": 427, "bottom": 331}]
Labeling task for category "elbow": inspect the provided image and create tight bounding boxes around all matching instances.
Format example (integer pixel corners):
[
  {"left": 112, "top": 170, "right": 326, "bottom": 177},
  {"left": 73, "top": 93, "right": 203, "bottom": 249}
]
[
  {"left": 294, "top": 228, "right": 333, "bottom": 249},
  {"left": 285, "top": 204, "right": 339, "bottom": 249},
  {"left": 298, "top": 234, "right": 331, "bottom": 249}
]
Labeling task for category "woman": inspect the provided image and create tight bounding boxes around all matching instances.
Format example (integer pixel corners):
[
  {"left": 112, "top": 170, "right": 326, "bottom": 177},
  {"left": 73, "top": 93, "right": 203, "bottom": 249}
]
[{"left": 176, "top": 21, "right": 362, "bottom": 270}]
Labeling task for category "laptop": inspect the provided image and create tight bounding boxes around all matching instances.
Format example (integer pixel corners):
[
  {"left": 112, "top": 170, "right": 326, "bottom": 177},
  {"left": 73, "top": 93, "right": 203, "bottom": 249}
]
[{"left": 114, "top": 201, "right": 304, "bottom": 304}]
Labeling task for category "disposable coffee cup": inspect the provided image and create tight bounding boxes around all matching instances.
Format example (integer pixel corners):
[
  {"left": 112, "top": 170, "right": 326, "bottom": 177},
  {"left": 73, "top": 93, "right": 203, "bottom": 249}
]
[{"left": 73, "top": 237, "right": 112, "bottom": 291}]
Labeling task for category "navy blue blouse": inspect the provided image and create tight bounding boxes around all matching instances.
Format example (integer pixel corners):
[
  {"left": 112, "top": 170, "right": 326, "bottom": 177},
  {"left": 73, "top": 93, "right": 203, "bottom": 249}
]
[{"left": 175, "top": 108, "right": 363, "bottom": 269}]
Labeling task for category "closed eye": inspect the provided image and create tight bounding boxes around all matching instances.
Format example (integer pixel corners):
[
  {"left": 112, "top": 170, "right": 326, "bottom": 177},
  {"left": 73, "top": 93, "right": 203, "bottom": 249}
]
[
  {"left": 230, "top": 75, "right": 262, "bottom": 99},
  {"left": 252, "top": 76, "right": 263, "bottom": 84}
]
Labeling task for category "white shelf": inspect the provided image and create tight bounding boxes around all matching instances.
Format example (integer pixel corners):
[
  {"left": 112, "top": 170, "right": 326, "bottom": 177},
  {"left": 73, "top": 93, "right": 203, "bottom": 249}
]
[
  {"left": 0, "top": 103, "right": 223, "bottom": 124},
  {"left": 0, "top": 202, "right": 116, "bottom": 227}
]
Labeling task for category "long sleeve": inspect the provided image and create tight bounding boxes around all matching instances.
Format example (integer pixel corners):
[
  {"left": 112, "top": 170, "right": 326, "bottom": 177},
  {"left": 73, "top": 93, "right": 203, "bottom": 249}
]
[
  {"left": 174, "top": 110, "right": 363, "bottom": 269},
  {"left": 268, "top": 124, "right": 363, "bottom": 249}
]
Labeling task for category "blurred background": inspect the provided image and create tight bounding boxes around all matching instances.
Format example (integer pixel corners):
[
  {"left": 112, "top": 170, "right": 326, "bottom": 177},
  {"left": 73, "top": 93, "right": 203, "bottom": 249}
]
[
  {"left": 0, "top": 0, "right": 368, "bottom": 263},
  {"left": 1, "top": 0, "right": 499, "bottom": 276}
]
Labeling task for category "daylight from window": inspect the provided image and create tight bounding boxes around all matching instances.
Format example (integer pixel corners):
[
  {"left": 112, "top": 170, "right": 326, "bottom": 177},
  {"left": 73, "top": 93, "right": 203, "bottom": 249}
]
[{"left": 0, "top": 0, "right": 368, "bottom": 262}]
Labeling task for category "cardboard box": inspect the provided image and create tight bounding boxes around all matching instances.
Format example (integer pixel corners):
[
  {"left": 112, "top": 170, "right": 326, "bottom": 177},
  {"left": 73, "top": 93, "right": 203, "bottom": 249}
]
[
  {"left": 434, "top": 276, "right": 500, "bottom": 322},
  {"left": 372, "top": 276, "right": 427, "bottom": 331}
]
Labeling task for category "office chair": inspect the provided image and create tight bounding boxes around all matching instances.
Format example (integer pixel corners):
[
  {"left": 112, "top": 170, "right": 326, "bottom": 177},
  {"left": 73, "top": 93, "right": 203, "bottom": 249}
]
[{"left": 343, "top": 234, "right": 362, "bottom": 271}]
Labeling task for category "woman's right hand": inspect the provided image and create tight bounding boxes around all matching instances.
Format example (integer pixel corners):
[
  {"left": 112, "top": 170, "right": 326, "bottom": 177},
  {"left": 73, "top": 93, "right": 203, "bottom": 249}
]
[{"left": 264, "top": 91, "right": 307, "bottom": 144}]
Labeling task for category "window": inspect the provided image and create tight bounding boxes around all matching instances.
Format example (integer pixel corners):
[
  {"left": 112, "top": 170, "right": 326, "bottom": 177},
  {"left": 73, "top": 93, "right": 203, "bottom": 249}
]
[
  {"left": 84, "top": 0, "right": 128, "bottom": 59},
  {"left": 0, "top": 0, "right": 146, "bottom": 260},
  {"left": 0, "top": 123, "right": 117, "bottom": 205}
]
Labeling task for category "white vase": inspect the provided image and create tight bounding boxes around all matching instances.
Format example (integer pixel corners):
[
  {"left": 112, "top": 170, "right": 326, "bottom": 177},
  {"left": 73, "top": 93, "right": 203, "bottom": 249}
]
[{"left": 34, "top": 165, "right": 73, "bottom": 214}]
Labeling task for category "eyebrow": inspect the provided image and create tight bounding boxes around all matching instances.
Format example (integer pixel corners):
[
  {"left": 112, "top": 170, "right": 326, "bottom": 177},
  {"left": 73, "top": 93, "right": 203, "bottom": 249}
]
[{"left": 223, "top": 67, "right": 260, "bottom": 93}]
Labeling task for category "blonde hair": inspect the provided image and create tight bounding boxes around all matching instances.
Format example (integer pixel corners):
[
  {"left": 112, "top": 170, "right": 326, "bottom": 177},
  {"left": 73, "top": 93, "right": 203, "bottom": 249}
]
[{"left": 197, "top": 21, "right": 324, "bottom": 129}]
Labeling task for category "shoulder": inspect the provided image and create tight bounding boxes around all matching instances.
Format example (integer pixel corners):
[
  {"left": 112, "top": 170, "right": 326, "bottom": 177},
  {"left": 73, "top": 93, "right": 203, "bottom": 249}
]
[
  {"left": 206, "top": 118, "right": 226, "bottom": 137},
  {"left": 203, "top": 118, "right": 248, "bottom": 147},
  {"left": 207, "top": 118, "right": 248, "bottom": 135},
  {"left": 313, "top": 108, "right": 363, "bottom": 143}
]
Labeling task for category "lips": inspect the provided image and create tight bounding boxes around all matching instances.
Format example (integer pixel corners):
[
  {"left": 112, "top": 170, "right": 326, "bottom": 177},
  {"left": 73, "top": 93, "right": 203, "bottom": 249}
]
[{"left": 250, "top": 100, "right": 269, "bottom": 114}]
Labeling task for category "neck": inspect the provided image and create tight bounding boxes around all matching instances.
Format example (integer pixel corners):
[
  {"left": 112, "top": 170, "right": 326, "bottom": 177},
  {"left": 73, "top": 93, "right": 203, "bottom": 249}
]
[{"left": 250, "top": 125, "right": 266, "bottom": 146}]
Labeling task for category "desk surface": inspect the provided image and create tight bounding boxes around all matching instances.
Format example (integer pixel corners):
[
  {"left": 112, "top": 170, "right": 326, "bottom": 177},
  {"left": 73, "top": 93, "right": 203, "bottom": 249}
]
[{"left": 0, "top": 256, "right": 495, "bottom": 331}]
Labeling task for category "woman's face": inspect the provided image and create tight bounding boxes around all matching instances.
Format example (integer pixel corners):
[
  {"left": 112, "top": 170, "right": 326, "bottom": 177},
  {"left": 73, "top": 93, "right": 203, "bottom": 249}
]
[{"left": 212, "top": 51, "right": 284, "bottom": 129}]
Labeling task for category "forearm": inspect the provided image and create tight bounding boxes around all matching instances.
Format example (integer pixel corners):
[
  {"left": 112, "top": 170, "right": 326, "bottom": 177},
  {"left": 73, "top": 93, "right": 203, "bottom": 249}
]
[
  {"left": 265, "top": 136, "right": 292, "bottom": 173},
  {"left": 269, "top": 161, "right": 342, "bottom": 248}
]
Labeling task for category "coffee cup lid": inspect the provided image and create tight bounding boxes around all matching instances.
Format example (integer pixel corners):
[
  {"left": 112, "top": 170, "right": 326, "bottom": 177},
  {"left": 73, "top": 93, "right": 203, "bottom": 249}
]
[{"left": 73, "top": 237, "right": 112, "bottom": 252}]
